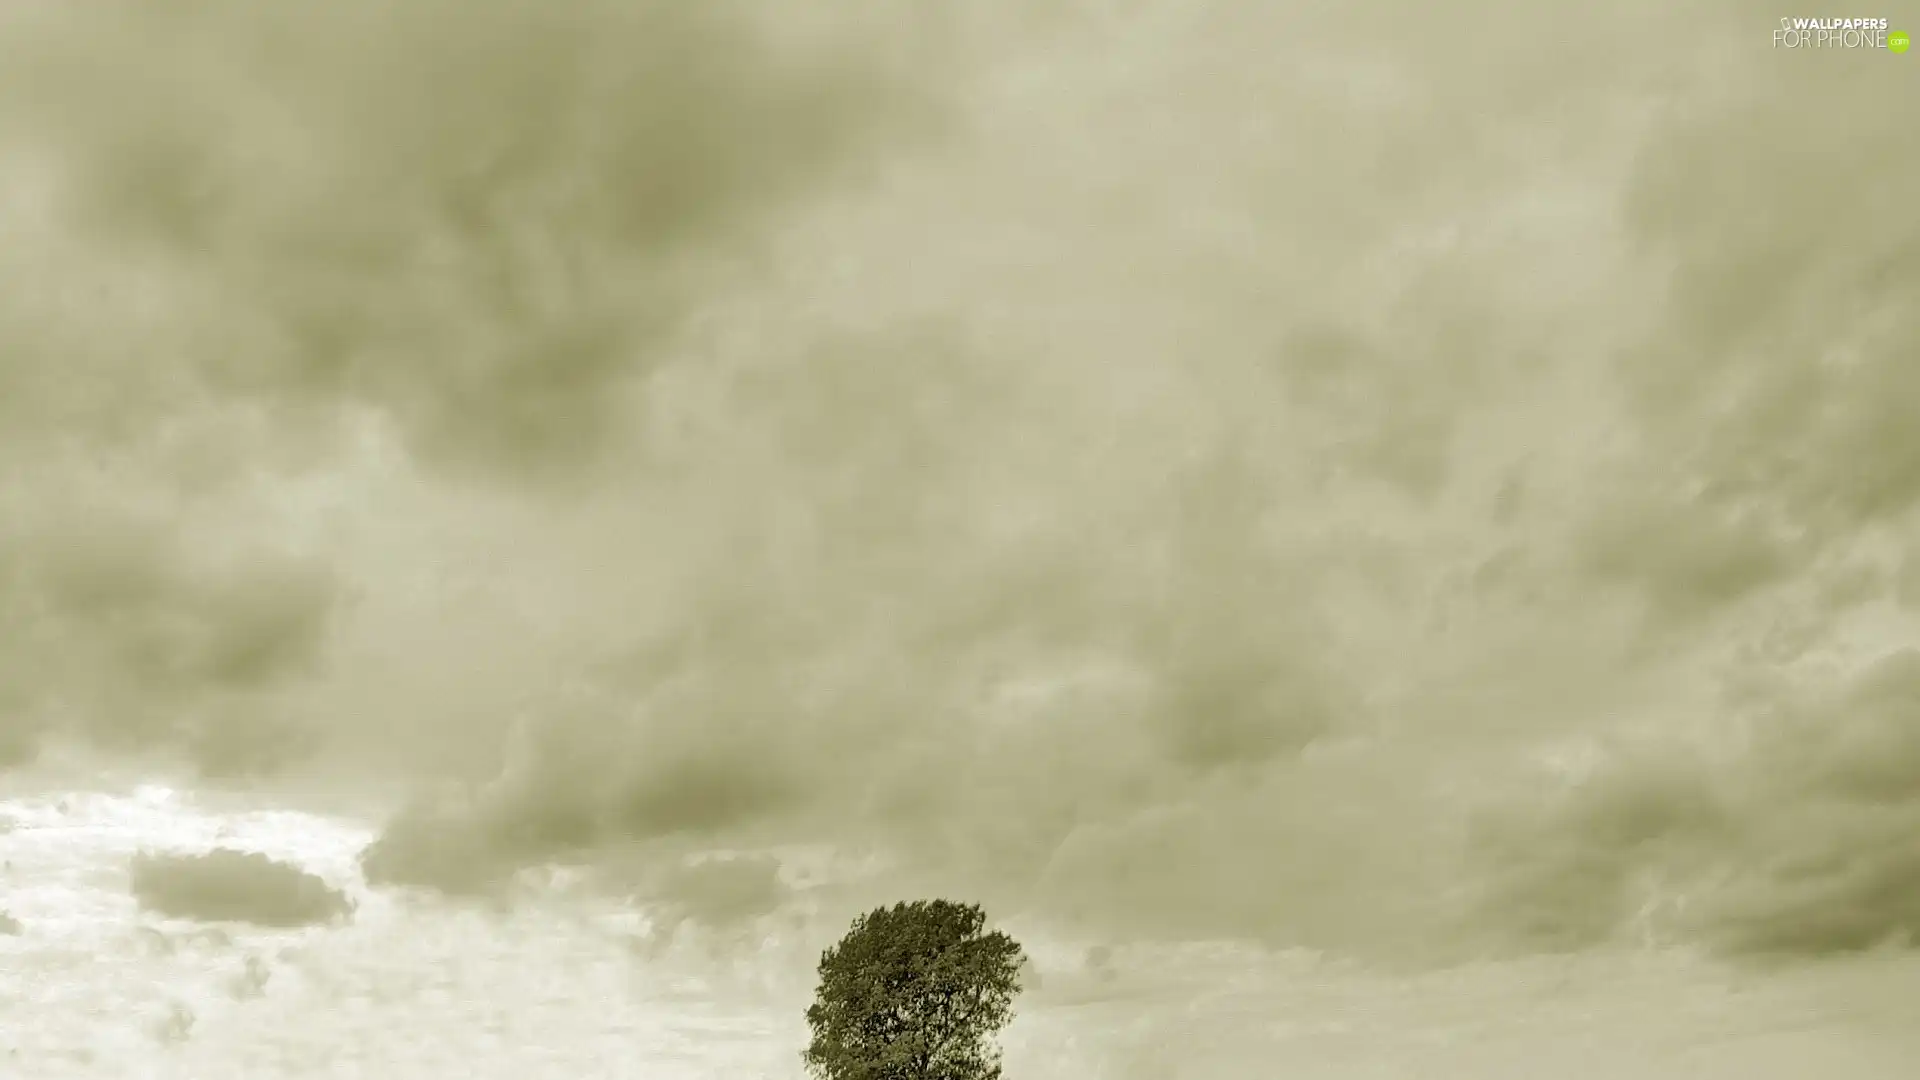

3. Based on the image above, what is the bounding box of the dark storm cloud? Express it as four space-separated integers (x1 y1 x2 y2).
10 0 1920 972
130 848 354 928
0 0 940 478
1464 744 1735 953
0 0 943 774
350 380 1371 906
1600 57 1917 579
337 1 1764 954
641 853 789 939
1466 39 1920 959
0 502 339 776
1466 649 1920 959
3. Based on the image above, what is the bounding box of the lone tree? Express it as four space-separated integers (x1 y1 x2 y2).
804 899 1026 1080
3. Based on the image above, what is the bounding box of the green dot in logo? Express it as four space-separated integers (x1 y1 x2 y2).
1891 30 1912 53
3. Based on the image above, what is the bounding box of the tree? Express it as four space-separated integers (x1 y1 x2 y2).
804 899 1026 1080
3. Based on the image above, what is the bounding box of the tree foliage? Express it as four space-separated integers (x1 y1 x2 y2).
804 899 1026 1080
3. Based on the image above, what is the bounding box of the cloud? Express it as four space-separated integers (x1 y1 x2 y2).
0 498 339 777
1463 742 1733 953
1699 652 1920 957
350 409 1379 913
0 0 941 775
0 0 941 479
1595 54 1917 602
1467 649 1920 960
345 2 1919 966
649 854 787 925
7 0 1919 972
129 848 355 928
623 853 792 956
1446 26 1920 962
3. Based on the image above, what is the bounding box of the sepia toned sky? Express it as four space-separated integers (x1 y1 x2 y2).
1 1 1917 1066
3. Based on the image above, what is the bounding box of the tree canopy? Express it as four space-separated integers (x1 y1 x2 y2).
804 899 1026 1080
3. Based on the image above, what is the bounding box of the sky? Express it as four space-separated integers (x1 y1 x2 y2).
1 1 1918 1075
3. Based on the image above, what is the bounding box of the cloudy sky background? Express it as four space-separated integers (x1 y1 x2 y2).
1 1 1917 1075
